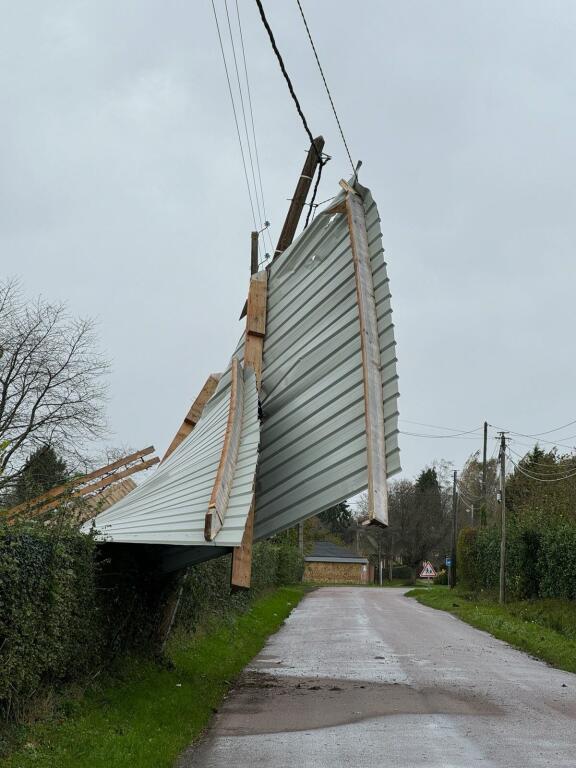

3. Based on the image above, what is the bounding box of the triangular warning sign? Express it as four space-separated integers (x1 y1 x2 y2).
419 561 437 578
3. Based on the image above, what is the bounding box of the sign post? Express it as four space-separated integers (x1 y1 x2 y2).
419 561 437 586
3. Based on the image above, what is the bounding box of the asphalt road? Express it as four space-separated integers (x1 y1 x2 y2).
178 587 576 768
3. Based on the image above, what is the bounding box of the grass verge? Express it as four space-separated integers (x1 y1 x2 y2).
407 586 576 674
1 585 306 768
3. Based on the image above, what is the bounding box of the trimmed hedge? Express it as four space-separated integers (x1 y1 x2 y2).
0 521 303 723
458 513 576 601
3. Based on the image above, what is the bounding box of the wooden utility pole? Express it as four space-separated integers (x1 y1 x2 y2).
250 231 259 275
499 432 507 604
449 470 458 588
274 136 325 258
298 522 304 554
482 421 488 526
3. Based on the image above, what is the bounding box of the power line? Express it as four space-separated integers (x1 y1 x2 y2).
235 0 275 256
400 419 482 434
253 0 322 163
508 453 576 483
210 0 258 232
223 0 265 259
295 0 355 175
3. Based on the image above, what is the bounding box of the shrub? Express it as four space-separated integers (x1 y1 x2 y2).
457 528 478 589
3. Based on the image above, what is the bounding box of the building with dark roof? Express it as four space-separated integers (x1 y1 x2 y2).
304 541 370 584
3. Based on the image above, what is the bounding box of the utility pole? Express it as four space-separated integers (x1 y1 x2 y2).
274 136 325 259
298 522 304 555
481 421 488 526
499 432 507 604
449 470 458 588
250 231 259 275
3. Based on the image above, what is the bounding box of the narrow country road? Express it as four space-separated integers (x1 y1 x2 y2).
178 587 576 768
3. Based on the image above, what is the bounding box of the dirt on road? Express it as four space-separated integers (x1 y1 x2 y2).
178 587 576 767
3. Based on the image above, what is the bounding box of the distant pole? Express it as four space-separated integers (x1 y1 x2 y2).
388 532 394 581
471 504 475 527
274 136 325 259
449 470 458 588
482 421 488 526
250 231 259 275
298 522 304 554
499 433 507 604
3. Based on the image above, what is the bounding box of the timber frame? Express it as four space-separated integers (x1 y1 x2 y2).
345 184 388 526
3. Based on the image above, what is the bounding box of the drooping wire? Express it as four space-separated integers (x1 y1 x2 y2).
235 0 275 256
304 161 323 227
210 0 259 232
508 453 576 483
253 0 322 163
295 0 355 175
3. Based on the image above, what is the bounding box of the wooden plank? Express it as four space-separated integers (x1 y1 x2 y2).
230 500 255 590
5 446 156 518
231 269 268 588
162 373 221 462
7 457 160 522
246 272 267 337
205 357 244 541
345 189 389 526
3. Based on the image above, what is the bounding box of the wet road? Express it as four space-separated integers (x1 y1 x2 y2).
178 587 576 767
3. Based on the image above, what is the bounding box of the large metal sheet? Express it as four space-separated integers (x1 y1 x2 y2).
253 185 400 539
82 364 259 547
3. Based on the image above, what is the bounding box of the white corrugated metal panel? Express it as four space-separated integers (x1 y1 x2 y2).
253 185 400 540
82 364 259 548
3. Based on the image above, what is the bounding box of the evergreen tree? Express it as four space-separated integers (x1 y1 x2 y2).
9 445 68 505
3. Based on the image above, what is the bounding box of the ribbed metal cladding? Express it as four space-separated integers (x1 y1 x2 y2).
82 365 259 547
253 185 400 540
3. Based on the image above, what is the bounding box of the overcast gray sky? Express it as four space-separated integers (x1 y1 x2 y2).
2 0 575 480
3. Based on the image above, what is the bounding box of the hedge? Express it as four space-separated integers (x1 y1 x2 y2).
457 513 576 601
0 521 303 723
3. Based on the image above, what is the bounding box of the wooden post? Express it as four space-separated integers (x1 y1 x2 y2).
231 270 268 589
274 136 325 258
251 231 259 275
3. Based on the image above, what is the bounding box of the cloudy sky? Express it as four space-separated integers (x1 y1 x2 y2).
2 0 575 480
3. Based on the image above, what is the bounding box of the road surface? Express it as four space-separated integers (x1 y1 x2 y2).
178 587 576 767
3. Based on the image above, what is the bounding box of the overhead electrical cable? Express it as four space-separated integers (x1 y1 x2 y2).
235 0 275 256
295 0 355 175
253 0 327 229
210 0 259 232
508 454 576 483
400 419 482 434
224 0 265 258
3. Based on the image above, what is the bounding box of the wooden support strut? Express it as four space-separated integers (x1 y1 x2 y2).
231 270 268 589
205 357 245 541
4 446 157 520
162 374 221 462
345 185 389 526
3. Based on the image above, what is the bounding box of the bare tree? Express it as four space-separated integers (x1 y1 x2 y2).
0 279 109 494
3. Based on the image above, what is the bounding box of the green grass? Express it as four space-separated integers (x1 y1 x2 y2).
407 586 576 674
1 586 306 768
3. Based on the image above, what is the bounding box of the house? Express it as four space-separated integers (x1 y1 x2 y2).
303 541 370 585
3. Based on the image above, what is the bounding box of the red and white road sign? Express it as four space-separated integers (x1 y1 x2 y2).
419 561 437 579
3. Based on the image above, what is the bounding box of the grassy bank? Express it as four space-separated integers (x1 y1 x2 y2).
1 586 306 768
407 586 576 674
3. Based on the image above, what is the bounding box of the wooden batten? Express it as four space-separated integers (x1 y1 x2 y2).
5 446 157 521
162 373 221 462
205 357 244 541
345 189 389 526
231 270 268 588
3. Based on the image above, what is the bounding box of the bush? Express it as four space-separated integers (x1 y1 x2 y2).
434 569 448 585
457 513 576 601
0 523 303 724
391 564 413 581
0 521 101 721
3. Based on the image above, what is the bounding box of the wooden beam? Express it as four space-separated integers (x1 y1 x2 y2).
250 230 259 275
7 457 160 522
231 269 268 588
274 136 325 259
205 357 244 541
162 373 221 462
345 188 389 526
5 446 156 519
